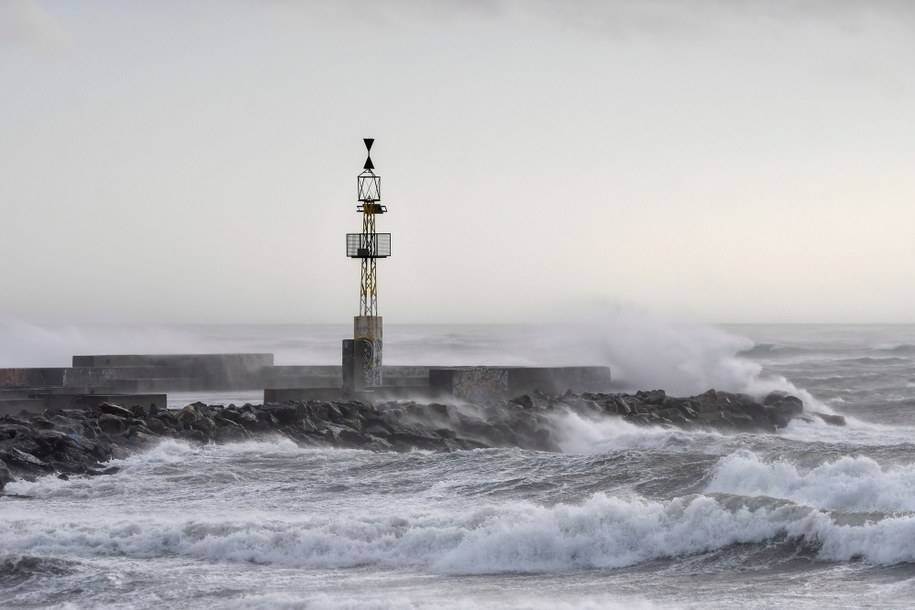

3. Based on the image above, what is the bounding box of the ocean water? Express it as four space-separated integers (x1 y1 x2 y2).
2 320 915 609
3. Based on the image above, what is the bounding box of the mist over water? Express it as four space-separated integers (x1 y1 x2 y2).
2 308 812 402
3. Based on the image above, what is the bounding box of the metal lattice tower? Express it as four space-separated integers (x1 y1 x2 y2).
343 139 390 390
347 138 390 314
359 206 378 316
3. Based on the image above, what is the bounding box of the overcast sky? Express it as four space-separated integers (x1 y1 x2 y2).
2 0 913 325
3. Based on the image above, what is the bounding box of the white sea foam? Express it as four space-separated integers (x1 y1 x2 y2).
550 410 720 454
3 491 915 573
706 452 915 512
2 439 373 503
223 593 662 610
107 437 367 470
222 593 414 610
777 416 915 447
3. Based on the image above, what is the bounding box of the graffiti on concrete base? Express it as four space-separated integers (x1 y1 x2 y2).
362 339 383 387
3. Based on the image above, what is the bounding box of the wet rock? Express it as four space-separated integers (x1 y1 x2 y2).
510 394 534 409
218 408 241 423
763 391 789 405
363 417 391 437
269 404 302 425
99 402 132 418
128 430 161 447
768 395 804 428
237 411 260 429
0 424 30 441
97 414 126 434
66 432 95 452
146 418 168 435
214 415 248 438
728 411 759 431
337 428 369 447
181 428 207 443
157 411 180 430
0 386 810 490
129 404 151 418
177 405 201 427
531 427 559 452
0 460 13 491
680 405 698 419
814 412 846 426
363 434 393 451
636 389 667 405
612 396 635 415
191 416 216 436
691 390 720 413
261 413 280 429
5 447 47 468
32 417 56 430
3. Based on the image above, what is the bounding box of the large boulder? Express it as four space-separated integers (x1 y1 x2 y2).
691 389 721 413
97 413 126 434
636 389 667 405
814 412 846 426
767 395 804 427
98 402 131 418
0 460 13 491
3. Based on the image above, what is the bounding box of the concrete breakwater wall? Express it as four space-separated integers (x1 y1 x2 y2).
429 367 613 401
0 353 613 415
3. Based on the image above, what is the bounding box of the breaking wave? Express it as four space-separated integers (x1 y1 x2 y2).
873 343 915 355
4 491 915 573
835 357 911 366
738 343 809 357
706 451 915 513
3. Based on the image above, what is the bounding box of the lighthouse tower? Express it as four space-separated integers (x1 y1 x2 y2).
343 139 391 391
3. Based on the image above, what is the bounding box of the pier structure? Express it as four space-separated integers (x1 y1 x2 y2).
343 139 391 392
0 352 612 416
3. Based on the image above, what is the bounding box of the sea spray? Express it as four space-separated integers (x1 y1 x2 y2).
478 307 834 411
706 451 915 512
0 314 826 411
548 409 719 454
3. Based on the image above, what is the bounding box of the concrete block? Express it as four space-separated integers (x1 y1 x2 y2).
0 399 47 416
0 368 67 387
264 388 343 402
429 366 612 400
66 394 168 411
264 385 434 403
71 354 275 390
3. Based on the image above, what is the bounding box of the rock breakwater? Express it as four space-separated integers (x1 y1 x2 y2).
0 389 839 492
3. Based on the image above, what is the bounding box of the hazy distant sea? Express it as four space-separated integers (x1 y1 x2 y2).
2 321 915 609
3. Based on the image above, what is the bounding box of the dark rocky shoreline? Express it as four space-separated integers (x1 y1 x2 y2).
0 388 843 492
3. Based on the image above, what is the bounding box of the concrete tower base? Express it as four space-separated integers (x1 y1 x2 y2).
343 316 383 391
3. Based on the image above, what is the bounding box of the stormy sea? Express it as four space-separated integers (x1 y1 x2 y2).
2 320 915 609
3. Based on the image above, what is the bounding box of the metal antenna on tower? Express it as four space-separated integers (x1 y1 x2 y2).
343 139 391 391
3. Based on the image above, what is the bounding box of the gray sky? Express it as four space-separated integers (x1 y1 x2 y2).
2 0 913 324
